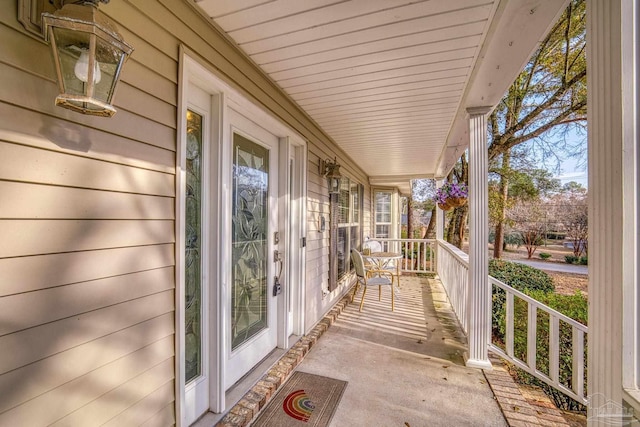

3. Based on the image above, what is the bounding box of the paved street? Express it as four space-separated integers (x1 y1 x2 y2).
510 259 588 275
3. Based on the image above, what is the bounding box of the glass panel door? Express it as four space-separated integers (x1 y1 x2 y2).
231 133 269 349
225 108 279 390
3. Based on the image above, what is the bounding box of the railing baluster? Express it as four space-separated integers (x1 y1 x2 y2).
401 241 406 271
527 302 537 370
550 316 560 383
431 241 436 272
410 243 415 272
506 291 514 357
422 242 427 271
572 327 585 399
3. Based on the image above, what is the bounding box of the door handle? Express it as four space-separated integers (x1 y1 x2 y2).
273 250 283 296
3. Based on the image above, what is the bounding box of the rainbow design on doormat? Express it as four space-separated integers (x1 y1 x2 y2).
283 389 315 422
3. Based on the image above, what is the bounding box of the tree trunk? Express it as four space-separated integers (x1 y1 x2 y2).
407 197 413 239
424 205 436 238
493 150 511 259
446 205 468 249
447 153 469 248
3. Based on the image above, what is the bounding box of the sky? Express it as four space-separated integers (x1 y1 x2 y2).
549 128 588 188
554 156 588 187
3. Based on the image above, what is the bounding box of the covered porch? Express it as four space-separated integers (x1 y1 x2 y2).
2 0 636 425
212 259 578 426
190 0 635 424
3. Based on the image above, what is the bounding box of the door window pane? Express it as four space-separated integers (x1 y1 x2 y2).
231 133 269 350
185 110 203 383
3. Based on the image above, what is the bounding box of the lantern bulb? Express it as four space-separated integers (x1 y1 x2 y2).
74 50 102 84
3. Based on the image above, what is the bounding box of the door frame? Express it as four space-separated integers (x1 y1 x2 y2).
176 49 307 425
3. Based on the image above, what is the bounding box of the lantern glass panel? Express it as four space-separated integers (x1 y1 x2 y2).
94 36 126 103
50 27 125 114
50 27 88 97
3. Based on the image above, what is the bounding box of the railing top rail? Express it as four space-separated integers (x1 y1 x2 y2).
375 238 436 243
436 239 469 266
490 276 588 332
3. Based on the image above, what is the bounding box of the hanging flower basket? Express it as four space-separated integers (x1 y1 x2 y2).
448 196 467 208
434 182 468 210
438 200 453 211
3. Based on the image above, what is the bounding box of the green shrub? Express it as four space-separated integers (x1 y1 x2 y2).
504 233 523 248
492 288 588 412
565 255 579 264
489 232 522 250
539 252 552 260
579 256 588 265
489 260 555 293
490 260 554 352
545 232 566 240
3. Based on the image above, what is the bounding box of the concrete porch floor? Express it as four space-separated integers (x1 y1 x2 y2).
215 274 577 426
295 275 507 426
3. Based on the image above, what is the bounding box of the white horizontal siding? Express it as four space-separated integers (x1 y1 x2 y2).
0 1 179 424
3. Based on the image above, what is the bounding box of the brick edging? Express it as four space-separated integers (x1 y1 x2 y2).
216 291 354 426
484 354 571 427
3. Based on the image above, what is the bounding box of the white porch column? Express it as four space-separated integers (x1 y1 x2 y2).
587 0 639 424
466 107 492 370
435 179 444 241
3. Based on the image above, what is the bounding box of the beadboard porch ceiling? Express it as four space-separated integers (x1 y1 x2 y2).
193 0 568 195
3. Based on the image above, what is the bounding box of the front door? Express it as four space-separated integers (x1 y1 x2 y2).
226 108 280 389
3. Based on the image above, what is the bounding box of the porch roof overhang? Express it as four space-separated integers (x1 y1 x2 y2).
194 0 568 195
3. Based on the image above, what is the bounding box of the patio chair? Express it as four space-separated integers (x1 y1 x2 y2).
351 249 394 312
362 239 382 254
362 239 401 287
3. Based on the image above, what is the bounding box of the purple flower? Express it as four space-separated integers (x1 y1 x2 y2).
434 182 467 204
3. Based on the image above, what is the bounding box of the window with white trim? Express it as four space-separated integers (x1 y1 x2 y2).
337 178 362 278
374 190 392 238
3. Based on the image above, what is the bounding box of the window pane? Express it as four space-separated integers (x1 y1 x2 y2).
350 225 359 270
185 109 202 383
351 183 360 223
337 227 348 277
337 178 350 224
375 192 391 223
376 225 390 238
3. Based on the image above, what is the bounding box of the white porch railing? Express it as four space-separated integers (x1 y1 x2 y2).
375 238 436 274
436 240 469 334
489 277 588 405
433 239 588 406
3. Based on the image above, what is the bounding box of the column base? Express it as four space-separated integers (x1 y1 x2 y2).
464 352 493 370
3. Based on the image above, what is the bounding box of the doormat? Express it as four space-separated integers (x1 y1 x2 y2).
252 371 347 426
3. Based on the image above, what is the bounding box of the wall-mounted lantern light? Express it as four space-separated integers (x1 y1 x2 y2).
42 0 134 117
319 157 342 195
